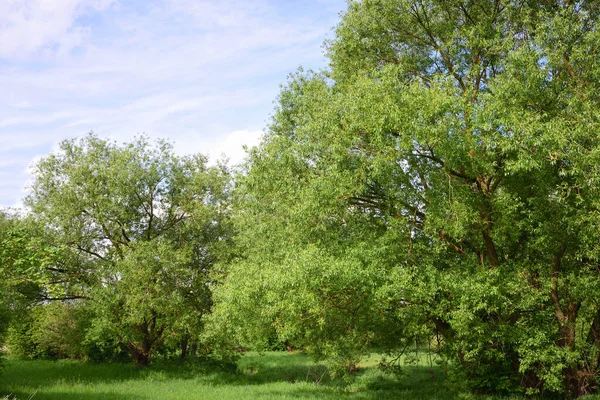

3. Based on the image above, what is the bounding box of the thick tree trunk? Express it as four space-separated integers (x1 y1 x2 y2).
563 367 583 398
179 336 189 362
285 341 294 353
554 305 594 397
128 342 151 366
133 351 150 366
559 324 580 398
127 314 166 366
560 308 600 397
520 368 544 393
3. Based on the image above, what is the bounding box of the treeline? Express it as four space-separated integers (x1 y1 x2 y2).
3 0 600 398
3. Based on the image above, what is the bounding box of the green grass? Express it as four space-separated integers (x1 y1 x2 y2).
0 352 554 400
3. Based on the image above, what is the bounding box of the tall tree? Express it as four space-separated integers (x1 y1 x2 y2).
209 0 600 396
27 134 231 365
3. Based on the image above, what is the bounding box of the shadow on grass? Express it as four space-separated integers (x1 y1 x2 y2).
233 352 332 385
0 353 455 400
0 355 321 392
3 390 144 400
229 353 455 399
0 359 143 388
250 364 456 400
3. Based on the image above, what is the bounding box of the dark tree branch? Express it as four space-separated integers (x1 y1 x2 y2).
550 243 567 323
414 149 475 181
74 244 108 262
39 294 90 301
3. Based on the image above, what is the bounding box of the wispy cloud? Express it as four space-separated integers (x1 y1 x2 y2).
0 0 347 208
0 0 116 59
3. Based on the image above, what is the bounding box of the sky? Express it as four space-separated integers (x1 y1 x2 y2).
0 0 347 208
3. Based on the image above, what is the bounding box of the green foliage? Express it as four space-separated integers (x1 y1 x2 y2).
0 211 61 370
208 0 600 397
25 134 232 365
6 311 36 360
0 300 8 370
0 211 82 304
6 303 92 361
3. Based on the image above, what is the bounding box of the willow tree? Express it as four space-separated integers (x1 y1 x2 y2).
27 134 231 365
208 0 600 396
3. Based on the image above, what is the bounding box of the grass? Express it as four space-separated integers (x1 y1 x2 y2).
0 351 575 400
0 352 456 400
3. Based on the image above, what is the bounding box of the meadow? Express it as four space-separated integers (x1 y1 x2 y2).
0 351 464 400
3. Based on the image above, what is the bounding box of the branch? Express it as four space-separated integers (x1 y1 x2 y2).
459 3 476 25
414 149 475 181
44 266 70 273
550 243 567 323
39 294 90 301
74 244 109 262
489 176 503 194
408 2 466 91
480 204 500 267
349 194 426 222
147 184 155 240
563 53 576 78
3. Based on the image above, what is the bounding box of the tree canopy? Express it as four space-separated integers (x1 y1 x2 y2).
207 0 600 396
25 134 231 365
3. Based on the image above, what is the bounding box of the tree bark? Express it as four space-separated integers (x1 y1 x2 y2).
127 316 166 366
179 336 189 362
128 340 151 366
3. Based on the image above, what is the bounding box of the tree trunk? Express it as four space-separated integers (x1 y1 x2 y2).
556 310 592 397
547 244 593 396
563 367 582 399
127 315 165 366
128 342 151 366
285 341 293 353
179 336 189 362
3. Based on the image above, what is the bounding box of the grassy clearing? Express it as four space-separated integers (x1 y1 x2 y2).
0 351 569 400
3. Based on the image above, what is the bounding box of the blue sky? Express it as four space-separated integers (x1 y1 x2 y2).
0 0 347 208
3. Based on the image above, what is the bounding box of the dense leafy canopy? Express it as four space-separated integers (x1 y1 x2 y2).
208 0 600 396
23 134 231 365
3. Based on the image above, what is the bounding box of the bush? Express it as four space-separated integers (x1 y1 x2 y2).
0 299 10 370
7 302 98 360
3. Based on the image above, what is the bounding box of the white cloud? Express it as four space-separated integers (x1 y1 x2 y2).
166 129 262 166
168 0 270 29
0 0 116 59
206 129 263 166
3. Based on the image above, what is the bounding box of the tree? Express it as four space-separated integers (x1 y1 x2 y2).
208 0 600 396
0 211 65 365
26 134 231 365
